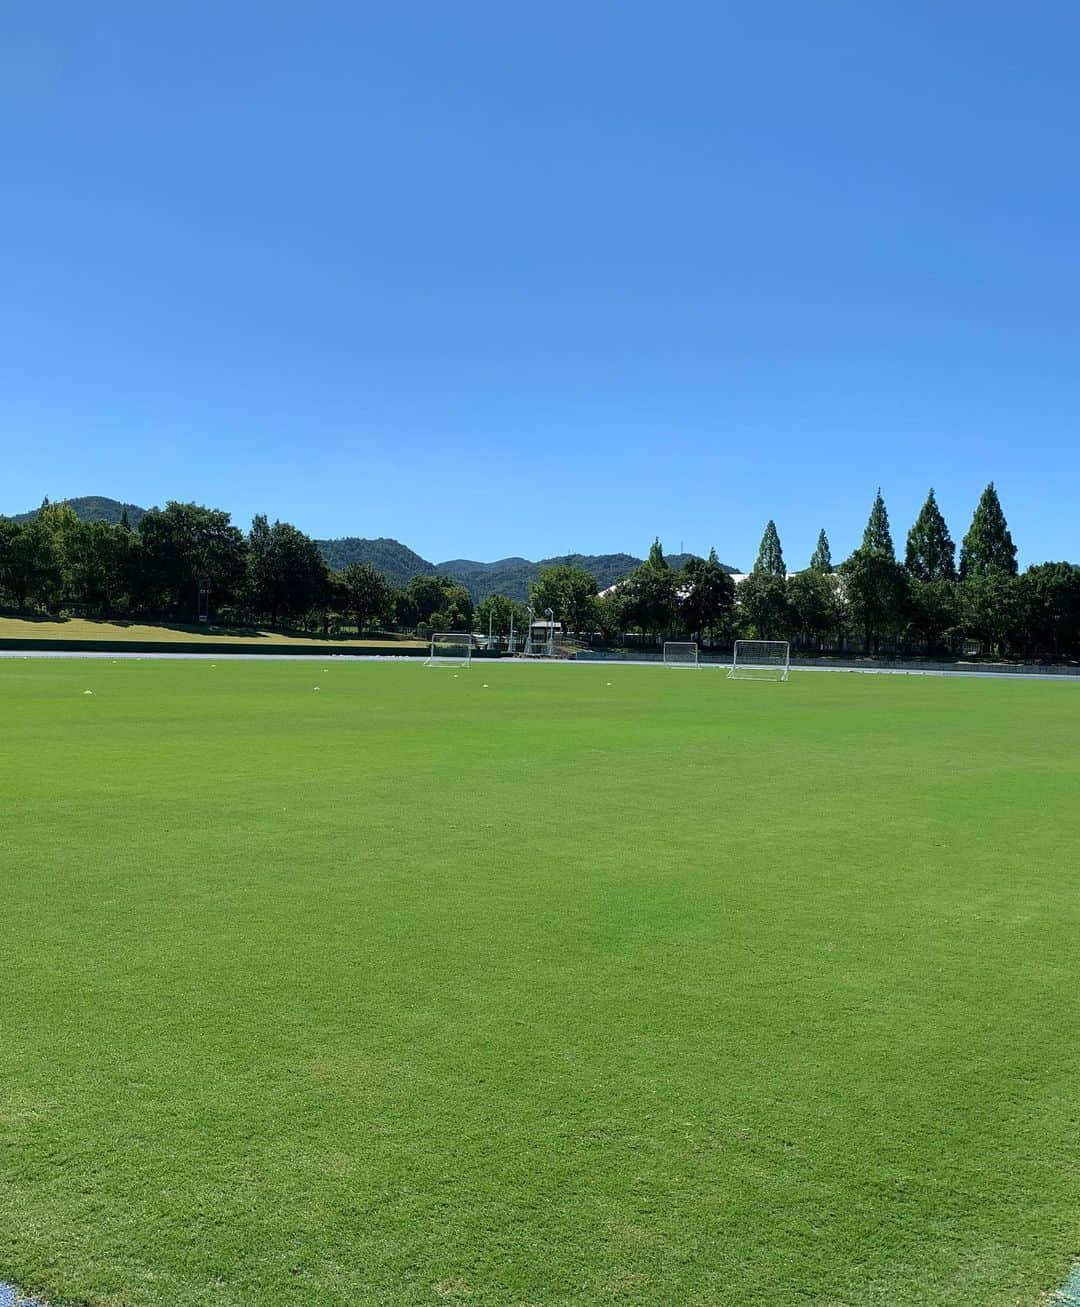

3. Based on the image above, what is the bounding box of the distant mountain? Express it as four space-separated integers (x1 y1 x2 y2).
436 553 636 603
309 544 736 601
11 495 148 527
436 551 735 603
314 537 437 586
659 553 707 573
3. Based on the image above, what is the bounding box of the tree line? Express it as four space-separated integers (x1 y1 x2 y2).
732 485 1080 659
465 484 1079 660
1 485 1078 659
0 501 477 635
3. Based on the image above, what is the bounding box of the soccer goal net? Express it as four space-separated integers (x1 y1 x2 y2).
425 632 476 667
663 641 699 668
728 640 790 681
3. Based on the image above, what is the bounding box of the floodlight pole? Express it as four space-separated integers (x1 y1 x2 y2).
545 607 554 656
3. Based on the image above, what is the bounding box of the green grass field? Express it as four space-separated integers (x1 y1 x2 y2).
2 661 1079 1306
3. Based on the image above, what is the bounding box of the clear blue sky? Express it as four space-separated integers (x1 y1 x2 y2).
3 2 1078 568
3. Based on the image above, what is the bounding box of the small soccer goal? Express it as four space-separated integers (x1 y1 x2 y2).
663 641 699 668
425 632 477 667
728 639 790 682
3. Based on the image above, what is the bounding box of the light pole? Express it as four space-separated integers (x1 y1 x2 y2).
197 574 211 624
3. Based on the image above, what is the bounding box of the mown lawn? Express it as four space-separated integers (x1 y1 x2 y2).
1 660 1078 1306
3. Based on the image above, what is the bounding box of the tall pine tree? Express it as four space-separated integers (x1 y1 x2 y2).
646 537 669 571
905 488 955 581
752 520 785 577
959 483 1017 578
809 529 832 573
861 489 895 558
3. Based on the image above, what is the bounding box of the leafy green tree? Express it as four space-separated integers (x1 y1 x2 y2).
138 502 247 620
245 515 329 626
752 521 785 577
786 569 836 649
338 561 395 634
475 593 529 639
840 547 909 654
0 519 29 608
14 506 73 612
1022 562 1080 658
402 574 473 630
822 570 849 644
595 589 627 641
34 502 85 610
905 489 955 581
959 569 1027 655
68 519 138 615
736 572 789 640
679 548 735 641
102 521 140 614
618 564 679 641
646 537 669 571
245 514 274 617
959 483 1017 579
861 489 895 558
20 523 61 610
809 529 833 573
907 578 961 653
530 564 600 635
837 490 907 653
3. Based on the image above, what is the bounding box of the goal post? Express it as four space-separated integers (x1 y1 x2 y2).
425 632 476 667
663 641 699 668
728 639 790 682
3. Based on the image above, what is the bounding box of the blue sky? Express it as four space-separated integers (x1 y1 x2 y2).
3 2 1078 568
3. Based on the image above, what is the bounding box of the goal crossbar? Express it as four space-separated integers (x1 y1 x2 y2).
663 641 700 668
728 639 790 682
424 632 477 667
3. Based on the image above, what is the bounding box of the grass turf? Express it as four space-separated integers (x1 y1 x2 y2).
1 660 1078 1306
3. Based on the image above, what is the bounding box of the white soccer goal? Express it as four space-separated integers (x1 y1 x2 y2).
728 639 790 681
425 632 476 667
663 641 699 668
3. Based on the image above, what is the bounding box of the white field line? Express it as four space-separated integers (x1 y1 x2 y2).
1 649 1078 681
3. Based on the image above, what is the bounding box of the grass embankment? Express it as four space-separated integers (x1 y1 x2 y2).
1 663 1079 1306
0 615 422 647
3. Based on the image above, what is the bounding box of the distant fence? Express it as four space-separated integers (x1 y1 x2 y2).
2 634 1076 675
575 646 1080 676
790 655 1080 678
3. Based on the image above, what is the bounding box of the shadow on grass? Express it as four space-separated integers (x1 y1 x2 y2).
0 611 71 625
0 609 417 645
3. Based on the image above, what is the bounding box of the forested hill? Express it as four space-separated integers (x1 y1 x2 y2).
13 496 148 527
437 553 637 601
313 537 436 587
435 552 726 602
308 543 732 600
6 496 738 600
